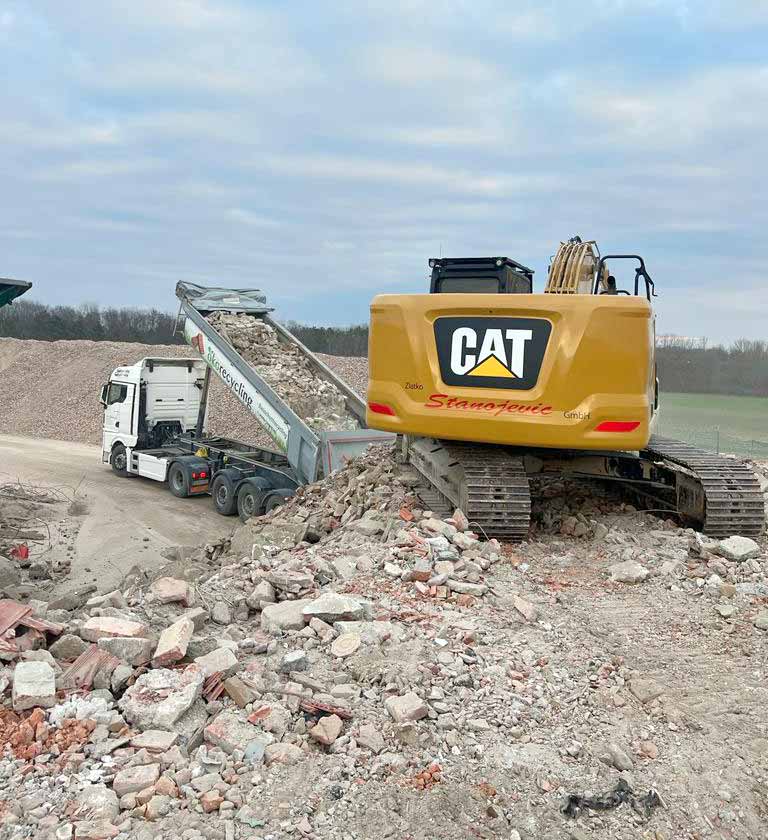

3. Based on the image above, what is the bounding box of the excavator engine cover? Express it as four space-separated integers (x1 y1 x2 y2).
366 293 656 451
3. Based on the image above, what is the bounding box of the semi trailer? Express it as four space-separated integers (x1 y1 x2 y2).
100 283 391 519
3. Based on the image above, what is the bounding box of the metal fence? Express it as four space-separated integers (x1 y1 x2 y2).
654 422 768 459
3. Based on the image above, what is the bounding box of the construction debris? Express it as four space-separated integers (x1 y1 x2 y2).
0 444 766 840
207 312 361 432
561 778 664 819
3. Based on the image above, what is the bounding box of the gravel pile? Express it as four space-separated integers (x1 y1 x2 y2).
317 353 368 400
0 338 368 448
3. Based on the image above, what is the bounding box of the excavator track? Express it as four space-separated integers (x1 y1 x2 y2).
644 435 765 538
448 443 532 540
406 437 531 540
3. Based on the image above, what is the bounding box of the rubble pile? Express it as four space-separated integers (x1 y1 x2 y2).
0 482 83 598
1 445 768 840
207 313 361 433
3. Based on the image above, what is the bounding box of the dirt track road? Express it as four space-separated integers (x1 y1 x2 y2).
0 434 233 594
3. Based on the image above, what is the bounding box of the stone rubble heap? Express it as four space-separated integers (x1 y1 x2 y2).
1 445 768 840
207 313 360 434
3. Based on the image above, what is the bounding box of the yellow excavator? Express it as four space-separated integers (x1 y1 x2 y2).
366 238 763 540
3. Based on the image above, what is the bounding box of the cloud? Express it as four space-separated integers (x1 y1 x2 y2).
0 0 766 343
31 158 164 182
365 44 497 86
227 209 280 228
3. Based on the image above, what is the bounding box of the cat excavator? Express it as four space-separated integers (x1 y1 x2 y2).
366 238 764 540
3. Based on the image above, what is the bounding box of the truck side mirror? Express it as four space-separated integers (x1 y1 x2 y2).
99 384 108 406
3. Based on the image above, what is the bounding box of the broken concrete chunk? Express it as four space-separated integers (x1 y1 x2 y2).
385 691 429 724
309 617 335 641
264 742 304 765
73 820 119 839
452 531 479 551
715 535 761 562
451 509 469 531
204 710 274 755
353 518 384 537
129 730 179 752
120 665 204 730
182 606 209 631
211 601 231 624
422 518 458 538
193 646 238 677
629 677 664 704
112 763 160 797
511 594 538 623
261 598 313 633
357 722 385 754
74 784 119 822
602 742 634 771
609 560 649 584
302 592 370 623
280 650 308 672
333 620 402 645
151 618 194 668
309 713 343 746
447 580 487 597
150 576 192 605
97 636 154 667
49 634 90 662
12 660 56 711
246 580 277 610
80 617 149 643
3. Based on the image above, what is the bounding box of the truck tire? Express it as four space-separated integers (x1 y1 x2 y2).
264 488 294 513
168 463 190 498
237 479 268 522
111 443 130 477
211 473 238 516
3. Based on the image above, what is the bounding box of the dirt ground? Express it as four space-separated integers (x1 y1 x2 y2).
0 434 233 597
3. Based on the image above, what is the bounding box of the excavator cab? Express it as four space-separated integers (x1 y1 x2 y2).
429 257 533 294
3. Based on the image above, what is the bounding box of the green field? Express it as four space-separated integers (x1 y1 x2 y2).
657 392 768 457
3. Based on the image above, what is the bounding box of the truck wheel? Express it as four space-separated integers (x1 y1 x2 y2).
237 480 267 522
211 473 238 516
111 443 129 477
264 489 294 513
168 463 190 498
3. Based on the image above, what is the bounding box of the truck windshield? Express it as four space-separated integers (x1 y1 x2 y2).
106 383 128 405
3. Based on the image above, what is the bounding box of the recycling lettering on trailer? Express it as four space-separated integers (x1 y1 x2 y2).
184 319 290 451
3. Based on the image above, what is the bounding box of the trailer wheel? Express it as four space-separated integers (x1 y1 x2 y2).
211 473 238 516
111 443 129 477
264 489 294 514
237 480 267 522
168 463 190 498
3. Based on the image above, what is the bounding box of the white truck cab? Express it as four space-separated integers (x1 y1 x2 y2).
99 355 299 518
100 357 208 474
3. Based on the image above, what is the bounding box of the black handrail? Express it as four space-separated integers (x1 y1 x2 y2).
593 255 656 300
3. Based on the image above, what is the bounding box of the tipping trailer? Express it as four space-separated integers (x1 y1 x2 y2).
100 283 391 519
0 278 32 309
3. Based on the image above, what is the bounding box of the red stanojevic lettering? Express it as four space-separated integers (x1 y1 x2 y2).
425 394 552 416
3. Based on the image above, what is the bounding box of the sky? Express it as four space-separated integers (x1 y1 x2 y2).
2 0 767 343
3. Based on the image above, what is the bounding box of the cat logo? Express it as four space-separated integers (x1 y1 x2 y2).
434 317 551 390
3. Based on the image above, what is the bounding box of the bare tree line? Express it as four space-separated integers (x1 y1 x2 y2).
0 300 183 345
2 300 767 396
